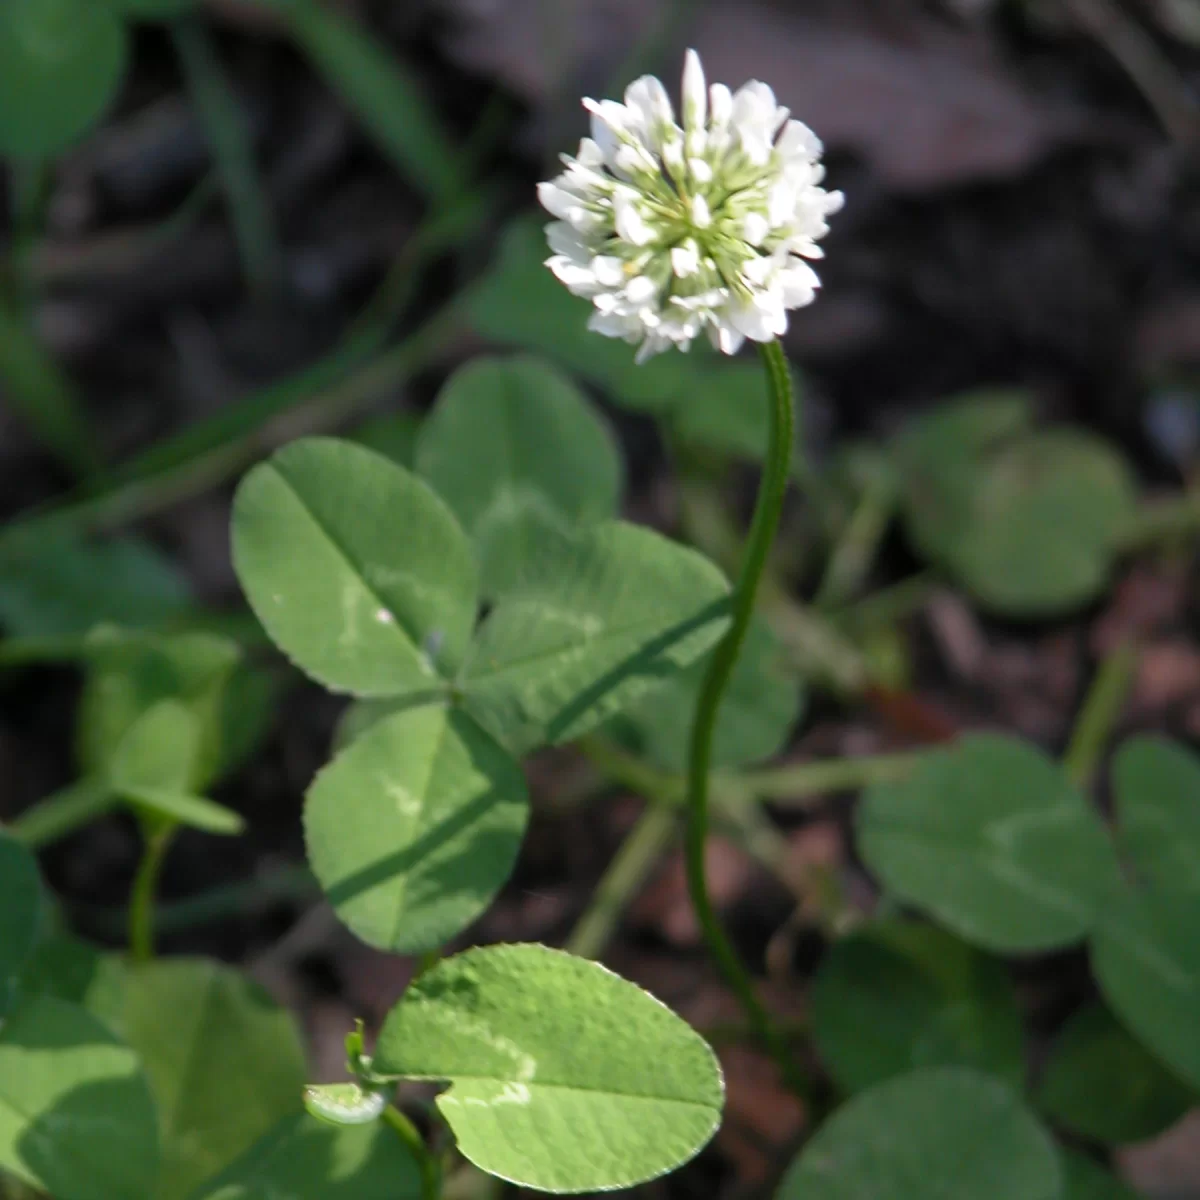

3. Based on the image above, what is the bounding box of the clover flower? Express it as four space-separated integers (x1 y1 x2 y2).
538 49 843 362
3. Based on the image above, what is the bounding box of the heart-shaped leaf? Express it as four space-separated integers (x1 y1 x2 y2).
1112 735 1200 894
416 356 622 596
190 1113 423 1199
0 833 43 1015
858 733 1122 952
233 437 477 697
895 397 1136 615
776 1067 1061 1200
77 628 242 789
0 0 128 158
108 700 244 835
896 390 1032 565
1092 885 1200 1092
462 521 729 753
811 920 1023 1095
123 959 307 1200
1037 1001 1194 1143
374 944 724 1193
305 706 529 953
18 935 127 1037
950 431 1136 616
0 995 160 1200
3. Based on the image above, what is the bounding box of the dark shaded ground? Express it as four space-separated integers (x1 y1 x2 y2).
4 0 1200 1194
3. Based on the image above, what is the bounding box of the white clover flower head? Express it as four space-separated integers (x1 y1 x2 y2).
538 49 843 362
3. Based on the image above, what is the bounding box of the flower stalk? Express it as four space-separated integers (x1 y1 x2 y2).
685 339 810 1098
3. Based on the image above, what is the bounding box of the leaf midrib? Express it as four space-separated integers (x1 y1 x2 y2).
270 460 445 680
407 1073 721 1110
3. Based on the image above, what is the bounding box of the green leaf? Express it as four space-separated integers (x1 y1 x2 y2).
1037 1001 1194 1143
18 936 127 1037
896 390 1032 565
123 958 307 1200
77 628 242 787
776 1067 1062 1200
0 995 160 1200
415 356 622 597
108 700 245 835
1092 884 1200 1092
895 398 1136 615
0 0 128 158
190 1112 423 1199
374 943 724 1193
1112 735 1200 893
858 733 1122 952
348 411 423 470
305 706 529 953
0 298 100 476
0 833 43 1015
0 534 191 639
613 617 800 772
948 431 1137 616
232 437 477 697
280 0 461 203
462 521 729 753
302 1082 388 1126
810 920 1024 1095
1060 1151 1142 1200
467 219 702 412
106 0 195 16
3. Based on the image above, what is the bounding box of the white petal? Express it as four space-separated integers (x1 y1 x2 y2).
730 297 786 342
709 83 733 129
624 274 658 304
743 212 770 246
614 194 655 246
690 194 712 228
546 221 589 260
537 182 575 221
588 310 630 339
681 49 707 133
777 119 821 160
590 255 626 287
671 243 700 277
625 75 675 137
546 256 603 297
635 333 670 363
712 323 745 356
576 137 606 168
688 157 713 183
779 259 821 306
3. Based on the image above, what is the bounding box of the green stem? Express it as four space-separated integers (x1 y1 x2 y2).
813 466 895 611
382 1105 441 1200
684 339 810 1099
172 17 281 296
10 777 117 849
566 802 679 960
128 824 176 964
736 750 923 807
1063 641 1139 791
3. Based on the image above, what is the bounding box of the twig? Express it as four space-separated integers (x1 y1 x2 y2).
1062 0 1200 145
